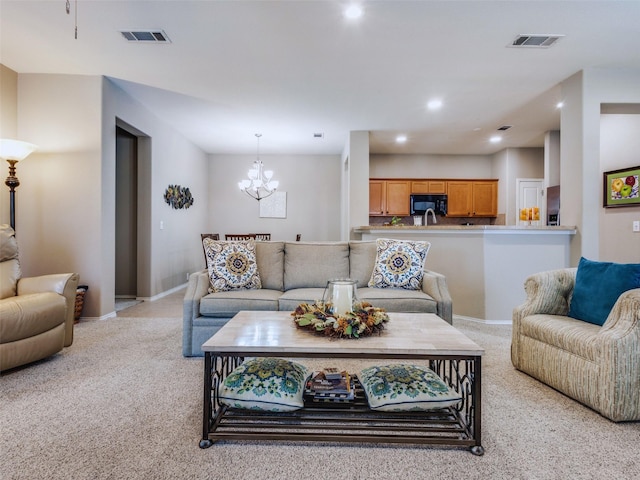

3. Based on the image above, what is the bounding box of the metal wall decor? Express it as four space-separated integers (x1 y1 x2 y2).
164 184 194 210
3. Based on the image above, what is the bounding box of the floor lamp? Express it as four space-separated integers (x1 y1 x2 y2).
0 139 38 231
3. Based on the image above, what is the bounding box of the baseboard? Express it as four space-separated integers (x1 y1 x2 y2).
80 311 117 322
453 314 512 325
136 282 187 302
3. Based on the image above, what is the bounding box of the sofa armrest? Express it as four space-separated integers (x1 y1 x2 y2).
513 268 576 322
183 270 210 322
511 268 576 369
422 269 452 324
597 288 640 421
17 273 80 347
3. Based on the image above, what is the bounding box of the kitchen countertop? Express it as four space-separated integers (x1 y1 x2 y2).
354 225 577 234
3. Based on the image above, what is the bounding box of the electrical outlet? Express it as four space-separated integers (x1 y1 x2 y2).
186 272 190 281
633 220 640 232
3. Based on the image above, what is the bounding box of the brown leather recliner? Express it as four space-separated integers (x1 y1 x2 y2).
0 224 79 371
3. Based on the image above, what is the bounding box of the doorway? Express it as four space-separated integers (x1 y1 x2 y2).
516 178 545 225
115 126 138 300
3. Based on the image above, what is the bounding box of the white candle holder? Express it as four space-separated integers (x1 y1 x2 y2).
323 279 359 315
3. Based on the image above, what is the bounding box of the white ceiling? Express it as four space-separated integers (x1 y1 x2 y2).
1 1 639 156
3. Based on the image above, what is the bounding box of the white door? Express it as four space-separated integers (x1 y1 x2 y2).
516 178 544 225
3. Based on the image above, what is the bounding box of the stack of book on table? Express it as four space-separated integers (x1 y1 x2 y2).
305 368 355 403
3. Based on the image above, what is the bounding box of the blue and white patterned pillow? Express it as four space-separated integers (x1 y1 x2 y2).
358 363 462 412
203 238 262 292
218 358 309 412
368 238 430 290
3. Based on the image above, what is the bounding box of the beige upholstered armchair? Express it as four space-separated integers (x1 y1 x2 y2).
511 268 640 422
0 224 79 371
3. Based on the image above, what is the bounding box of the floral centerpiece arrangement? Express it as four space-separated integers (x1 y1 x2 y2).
292 301 389 339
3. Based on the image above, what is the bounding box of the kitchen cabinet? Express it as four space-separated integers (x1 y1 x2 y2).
369 180 410 216
446 180 497 217
410 181 446 194
369 180 385 215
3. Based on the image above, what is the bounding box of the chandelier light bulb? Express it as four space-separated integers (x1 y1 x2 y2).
238 133 278 201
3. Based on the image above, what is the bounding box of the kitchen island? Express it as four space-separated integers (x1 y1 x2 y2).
353 225 577 321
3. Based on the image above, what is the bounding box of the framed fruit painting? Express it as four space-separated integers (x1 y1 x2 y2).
603 166 640 208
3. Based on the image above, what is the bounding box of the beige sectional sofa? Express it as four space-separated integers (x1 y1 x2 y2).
0 224 79 371
183 241 452 356
511 268 640 422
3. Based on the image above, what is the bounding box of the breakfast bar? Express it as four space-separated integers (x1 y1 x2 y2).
353 225 577 321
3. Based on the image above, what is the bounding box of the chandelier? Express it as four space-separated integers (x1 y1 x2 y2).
238 134 279 201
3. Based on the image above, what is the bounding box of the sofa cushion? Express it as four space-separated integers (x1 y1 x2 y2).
283 242 349 290
358 363 462 412
255 241 285 291
349 241 377 288
218 358 309 412
199 289 281 317
520 313 602 362
357 287 437 313
278 288 327 312
203 239 262 293
368 239 431 290
568 257 640 326
0 292 67 343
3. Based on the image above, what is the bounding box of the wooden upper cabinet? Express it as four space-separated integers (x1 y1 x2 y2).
471 181 498 216
446 181 473 216
385 181 410 215
411 181 446 194
446 180 498 217
369 180 410 216
370 178 497 218
369 180 385 215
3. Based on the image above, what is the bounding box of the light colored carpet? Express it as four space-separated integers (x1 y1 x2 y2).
1 304 639 479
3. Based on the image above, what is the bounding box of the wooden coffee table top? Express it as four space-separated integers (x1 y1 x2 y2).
202 311 483 357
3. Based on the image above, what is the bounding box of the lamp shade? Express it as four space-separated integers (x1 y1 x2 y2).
0 139 38 161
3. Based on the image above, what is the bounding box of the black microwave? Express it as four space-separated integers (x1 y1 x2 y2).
410 194 447 216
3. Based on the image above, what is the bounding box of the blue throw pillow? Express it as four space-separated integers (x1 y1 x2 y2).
568 257 640 326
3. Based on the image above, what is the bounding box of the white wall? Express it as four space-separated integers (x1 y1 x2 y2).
544 130 561 188
13 73 209 318
347 131 370 239
103 79 210 310
561 67 640 264
600 113 640 263
17 74 104 318
209 153 341 241
369 154 492 179
0 65 18 225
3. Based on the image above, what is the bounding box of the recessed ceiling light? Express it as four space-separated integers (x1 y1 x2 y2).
556 102 564 109
344 4 363 19
489 135 502 143
427 99 443 111
396 135 407 143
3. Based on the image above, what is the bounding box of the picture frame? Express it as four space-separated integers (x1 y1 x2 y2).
259 191 287 218
603 166 640 208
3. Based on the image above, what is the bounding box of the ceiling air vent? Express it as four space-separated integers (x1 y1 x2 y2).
120 30 171 43
497 125 512 131
509 34 564 48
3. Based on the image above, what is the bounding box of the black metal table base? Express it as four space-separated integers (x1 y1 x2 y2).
201 353 483 455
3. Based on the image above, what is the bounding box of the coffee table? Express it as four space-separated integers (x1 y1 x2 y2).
200 311 485 455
